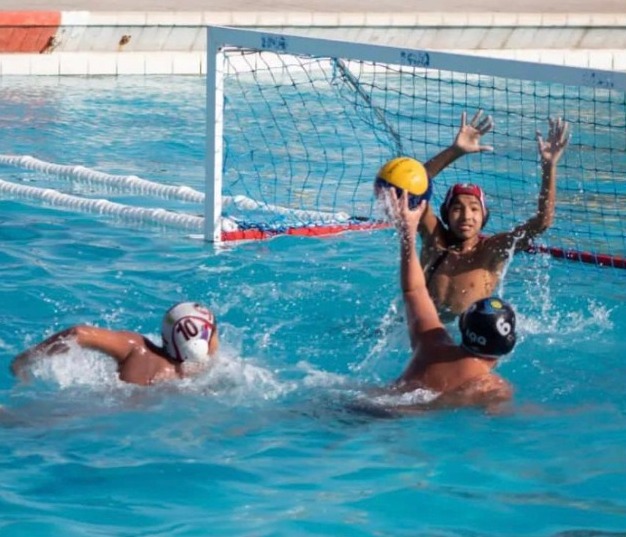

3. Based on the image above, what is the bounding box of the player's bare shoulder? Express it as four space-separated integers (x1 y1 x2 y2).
118 344 177 385
437 373 513 410
468 374 512 407
472 234 512 270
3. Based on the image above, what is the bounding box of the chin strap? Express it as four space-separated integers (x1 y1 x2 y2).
460 343 499 361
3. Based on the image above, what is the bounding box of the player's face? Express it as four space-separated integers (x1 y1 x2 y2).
447 195 484 239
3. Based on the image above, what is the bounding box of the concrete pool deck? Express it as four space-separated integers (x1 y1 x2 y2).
0 1 624 74
3 0 625 12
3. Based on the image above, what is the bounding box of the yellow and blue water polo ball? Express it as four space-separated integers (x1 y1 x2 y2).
374 157 432 209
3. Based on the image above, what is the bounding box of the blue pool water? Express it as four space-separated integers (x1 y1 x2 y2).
0 76 625 536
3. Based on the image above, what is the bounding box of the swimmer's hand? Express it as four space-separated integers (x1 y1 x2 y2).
11 349 42 382
389 189 427 239
537 117 570 166
11 356 35 382
454 110 494 154
11 330 74 381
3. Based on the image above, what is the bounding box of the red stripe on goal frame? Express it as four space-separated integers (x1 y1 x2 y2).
222 222 626 269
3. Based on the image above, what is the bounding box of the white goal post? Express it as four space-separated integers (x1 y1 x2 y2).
204 25 626 268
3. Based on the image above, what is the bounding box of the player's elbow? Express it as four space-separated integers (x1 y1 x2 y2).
528 214 553 236
402 288 426 303
65 325 98 346
69 325 88 340
540 207 555 228
535 220 551 235
539 215 553 233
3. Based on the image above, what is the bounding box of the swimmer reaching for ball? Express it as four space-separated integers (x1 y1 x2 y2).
386 190 517 411
377 112 570 320
11 302 219 386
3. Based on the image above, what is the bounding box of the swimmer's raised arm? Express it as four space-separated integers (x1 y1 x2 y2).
423 110 494 180
488 117 570 255
526 117 570 236
420 110 494 236
391 191 443 349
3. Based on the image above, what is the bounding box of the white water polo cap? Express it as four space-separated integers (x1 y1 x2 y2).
161 302 216 363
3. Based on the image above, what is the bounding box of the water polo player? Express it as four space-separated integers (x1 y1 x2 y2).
413 110 570 319
389 189 517 411
11 301 219 386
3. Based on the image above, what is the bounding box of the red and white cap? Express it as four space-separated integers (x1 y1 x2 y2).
161 302 215 363
442 183 487 217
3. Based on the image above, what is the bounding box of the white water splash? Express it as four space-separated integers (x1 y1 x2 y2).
367 387 440 407
297 360 349 388
350 296 405 376
27 342 121 389
521 298 613 338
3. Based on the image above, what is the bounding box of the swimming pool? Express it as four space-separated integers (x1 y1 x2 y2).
0 76 625 536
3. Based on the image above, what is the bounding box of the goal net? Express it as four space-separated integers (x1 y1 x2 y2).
205 26 626 268
1 27 624 270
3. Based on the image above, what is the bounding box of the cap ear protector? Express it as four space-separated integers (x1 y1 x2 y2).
439 183 489 229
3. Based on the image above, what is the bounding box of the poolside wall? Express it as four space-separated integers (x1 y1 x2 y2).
0 10 625 75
